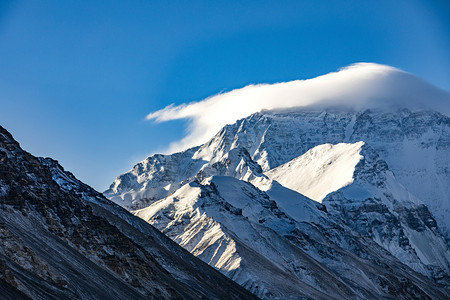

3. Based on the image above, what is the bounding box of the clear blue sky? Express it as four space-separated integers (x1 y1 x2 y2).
0 0 449 191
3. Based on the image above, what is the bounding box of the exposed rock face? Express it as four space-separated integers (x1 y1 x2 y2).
0 126 256 300
106 108 450 299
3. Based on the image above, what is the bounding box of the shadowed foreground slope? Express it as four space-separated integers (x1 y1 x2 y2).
0 125 256 300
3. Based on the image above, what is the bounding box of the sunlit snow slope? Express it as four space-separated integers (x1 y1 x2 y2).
265 142 365 201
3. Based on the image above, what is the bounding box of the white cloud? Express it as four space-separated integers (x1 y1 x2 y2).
147 63 450 153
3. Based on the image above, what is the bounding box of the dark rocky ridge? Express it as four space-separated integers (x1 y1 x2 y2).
0 125 256 299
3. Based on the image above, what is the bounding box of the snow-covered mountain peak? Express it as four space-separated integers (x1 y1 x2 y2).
107 108 450 240
106 70 450 298
147 63 450 153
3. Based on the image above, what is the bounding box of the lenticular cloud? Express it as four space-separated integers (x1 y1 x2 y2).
147 63 450 153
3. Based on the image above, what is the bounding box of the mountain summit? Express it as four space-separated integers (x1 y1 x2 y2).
107 65 450 299
147 63 450 152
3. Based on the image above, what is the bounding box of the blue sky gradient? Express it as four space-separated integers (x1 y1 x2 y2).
0 0 449 190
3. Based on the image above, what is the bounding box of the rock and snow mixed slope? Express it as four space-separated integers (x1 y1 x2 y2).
321 144 449 283
106 64 450 299
132 175 446 299
0 125 255 299
264 141 450 281
267 141 450 281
